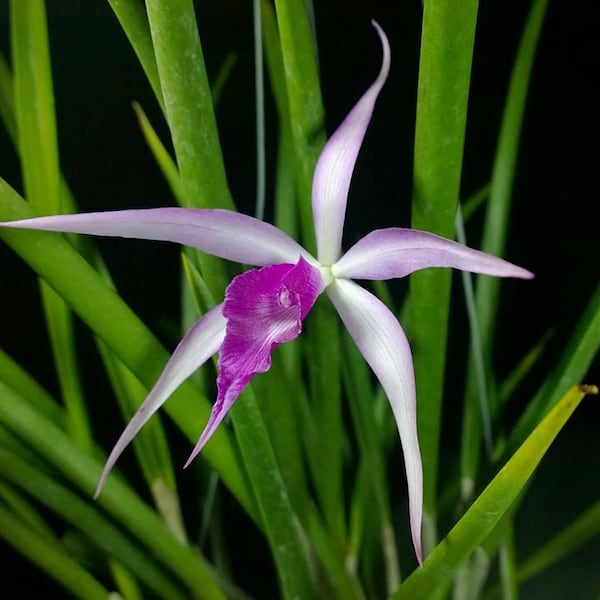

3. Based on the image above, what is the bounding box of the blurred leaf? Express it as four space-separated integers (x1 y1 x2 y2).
109 559 144 600
498 330 553 408
0 447 190 600
0 503 110 600
0 381 228 599
0 346 63 426
461 183 490 221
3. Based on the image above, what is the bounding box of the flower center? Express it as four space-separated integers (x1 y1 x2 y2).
319 263 334 287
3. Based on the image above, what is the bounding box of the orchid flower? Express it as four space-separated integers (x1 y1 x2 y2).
0 22 532 564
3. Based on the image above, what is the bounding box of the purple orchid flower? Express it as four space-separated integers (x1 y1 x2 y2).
0 22 532 564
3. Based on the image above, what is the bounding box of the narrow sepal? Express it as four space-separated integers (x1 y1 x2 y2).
312 21 390 265
333 228 534 281
1 208 314 267
327 278 423 564
95 304 226 495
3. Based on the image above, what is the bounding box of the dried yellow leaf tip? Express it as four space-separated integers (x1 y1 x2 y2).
578 384 599 395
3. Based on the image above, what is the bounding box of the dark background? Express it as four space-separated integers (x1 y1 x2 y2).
0 1 598 598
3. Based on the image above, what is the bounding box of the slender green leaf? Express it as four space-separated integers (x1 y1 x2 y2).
0 480 56 540
211 53 237 108
461 183 490 221
97 343 186 542
132 102 184 203
263 0 299 243
11 0 92 452
109 559 144 600
273 0 325 251
145 0 233 299
145 0 232 210
0 504 110 600
498 524 518 600
305 505 363 600
0 55 16 140
0 381 228 599
231 388 318 600
304 300 345 543
389 385 597 599
498 330 553 408
0 447 189 600
0 345 63 426
461 0 550 497
409 0 480 551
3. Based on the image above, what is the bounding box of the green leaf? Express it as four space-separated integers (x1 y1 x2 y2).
0 345 63 426
460 0 550 496
0 447 189 600
262 1 298 239
10 0 92 452
132 102 184 204
230 388 318 600
0 480 56 540
145 0 232 211
0 381 227 599
409 0 480 550
0 503 110 600
273 0 325 252
388 385 597 599
144 0 234 298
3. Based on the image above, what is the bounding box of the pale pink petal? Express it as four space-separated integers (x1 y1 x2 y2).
1 208 315 267
333 228 534 281
95 304 226 496
185 257 323 466
312 21 390 265
327 278 423 564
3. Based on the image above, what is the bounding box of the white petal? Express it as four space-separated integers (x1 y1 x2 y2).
333 228 534 280
1 208 315 267
327 279 423 563
312 21 390 265
95 304 226 496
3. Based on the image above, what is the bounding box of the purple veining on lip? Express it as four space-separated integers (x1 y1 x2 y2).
184 257 322 466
